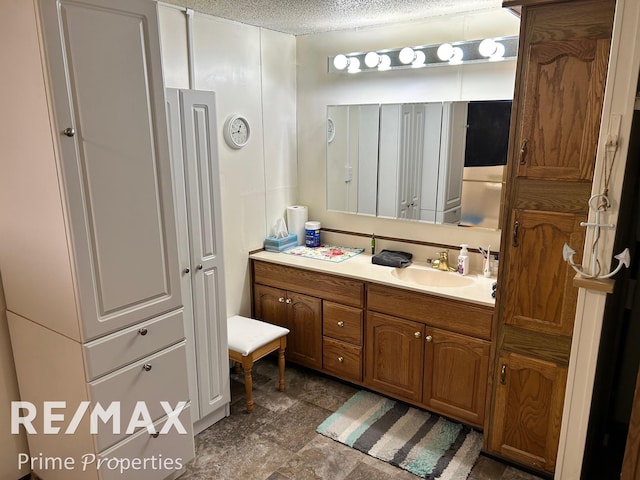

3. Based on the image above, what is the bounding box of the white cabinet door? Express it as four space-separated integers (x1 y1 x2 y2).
38 0 181 340
168 89 230 425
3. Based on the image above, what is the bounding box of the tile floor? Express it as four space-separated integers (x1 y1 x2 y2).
178 357 546 480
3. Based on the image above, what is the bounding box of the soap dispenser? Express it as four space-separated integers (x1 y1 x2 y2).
457 244 470 275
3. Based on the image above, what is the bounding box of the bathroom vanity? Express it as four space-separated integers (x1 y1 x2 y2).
250 251 495 428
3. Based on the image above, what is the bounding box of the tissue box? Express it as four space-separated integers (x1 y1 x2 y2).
264 233 297 252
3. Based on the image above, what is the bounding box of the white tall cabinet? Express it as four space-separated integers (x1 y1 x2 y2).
166 89 230 433
0 1 193 479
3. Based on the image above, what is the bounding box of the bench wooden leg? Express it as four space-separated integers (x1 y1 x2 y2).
241 355 255 413
278 338 286 392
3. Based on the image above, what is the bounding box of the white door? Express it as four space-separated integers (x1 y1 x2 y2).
38 0 181 340
168 89 230 422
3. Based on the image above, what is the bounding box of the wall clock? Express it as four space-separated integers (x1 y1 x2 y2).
327 118 336 143
223 114 250 149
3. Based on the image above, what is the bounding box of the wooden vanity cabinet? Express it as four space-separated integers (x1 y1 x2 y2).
365 283 493 427
252 260 364 372
488 0 615 474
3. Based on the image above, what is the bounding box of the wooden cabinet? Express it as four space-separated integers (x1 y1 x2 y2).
365 284 492 427
365 311 425 402
423 328 490 427
489 0 615 474
323 302 363 382
491 352 568 473
253 283 323 369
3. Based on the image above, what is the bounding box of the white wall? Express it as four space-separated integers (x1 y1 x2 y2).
158 6 297 316
296 8 519 252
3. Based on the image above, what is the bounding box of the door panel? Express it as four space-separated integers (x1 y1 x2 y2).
287 292 322 369
254 284 287 328
39 0 180 340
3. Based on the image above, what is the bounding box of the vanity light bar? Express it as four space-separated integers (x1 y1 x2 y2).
328 36 518 74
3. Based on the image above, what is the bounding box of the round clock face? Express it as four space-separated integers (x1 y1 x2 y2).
224 115 250 149
327 118 335 143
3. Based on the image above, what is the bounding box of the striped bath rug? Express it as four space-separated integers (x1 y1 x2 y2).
316 391 483 479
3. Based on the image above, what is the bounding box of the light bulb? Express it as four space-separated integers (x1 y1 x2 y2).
364 52 380 68
399 47 416 65
449 47 463 64
333 54 348 70
478 38 497 57
378 55 391 70
437 43 454 61
412 50 426 67
347 57 360 73
489 42 505 61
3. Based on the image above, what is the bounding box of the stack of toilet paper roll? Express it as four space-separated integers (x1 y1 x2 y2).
287 205 308 246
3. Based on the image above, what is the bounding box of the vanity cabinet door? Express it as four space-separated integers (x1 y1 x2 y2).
365 311 424 403
253 284 322 369
286 292 322 369
423 328 490 428
489 352 567 473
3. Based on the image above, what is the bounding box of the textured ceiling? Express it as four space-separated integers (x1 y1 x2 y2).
161 0 504 35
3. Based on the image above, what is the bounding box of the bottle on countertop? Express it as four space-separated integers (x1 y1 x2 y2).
457 244 470 276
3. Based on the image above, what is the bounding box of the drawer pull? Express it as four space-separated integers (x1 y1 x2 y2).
138 328 148 336
142 364 152 372
425 335 433 343
337 321 344 327
500 364 507 385
338 356 344 363
414 331 421 339
151 432 159 438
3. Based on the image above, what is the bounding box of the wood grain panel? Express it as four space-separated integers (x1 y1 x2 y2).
501 325 571 366
323 302 363 345
513 179 591 213
253 260 364 307
286 292 322 369
367 283 493 340
322 337 362 383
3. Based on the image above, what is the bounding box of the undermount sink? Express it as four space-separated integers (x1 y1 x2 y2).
391 265 475 288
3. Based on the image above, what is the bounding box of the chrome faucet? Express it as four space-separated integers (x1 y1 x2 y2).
431 251 456 272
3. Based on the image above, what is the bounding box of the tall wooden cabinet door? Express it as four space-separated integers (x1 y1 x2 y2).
286 292 322 369
254 284 288 329
365 311 424 403
38 0 181 340
490 352 568 473
423 328 490 427
503 209 585 337
516 35 611 181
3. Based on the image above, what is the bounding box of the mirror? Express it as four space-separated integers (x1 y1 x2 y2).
326 100 511 230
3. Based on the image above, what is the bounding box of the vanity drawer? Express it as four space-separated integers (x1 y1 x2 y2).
89 342 189 452
83 309 185 381
323 337 362 382
98 406 194 480
253 260 364 307
323 302 363 345
367 283 493 340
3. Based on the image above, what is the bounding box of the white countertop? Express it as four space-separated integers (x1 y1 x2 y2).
250 250 496 308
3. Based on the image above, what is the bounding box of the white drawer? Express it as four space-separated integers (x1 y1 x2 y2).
83 309 185 381
89 342 189 452
98 406 194 480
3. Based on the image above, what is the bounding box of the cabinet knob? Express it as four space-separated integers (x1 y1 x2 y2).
151 432 159 438
196 264 203 270
63 127 75 137
414 331 421 339
337 321 344 327
285 298 292 304
338 356 344 363
138 328 148 336
278 297 285 303
425 335 433 342
142 363 152 372
183 267 190 274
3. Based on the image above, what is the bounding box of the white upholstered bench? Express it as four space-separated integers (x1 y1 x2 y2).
227 315 290 413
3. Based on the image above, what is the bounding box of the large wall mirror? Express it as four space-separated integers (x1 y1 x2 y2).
326 100 511 230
